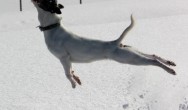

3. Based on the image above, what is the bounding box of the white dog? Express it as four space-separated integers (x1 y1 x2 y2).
32 0 176 88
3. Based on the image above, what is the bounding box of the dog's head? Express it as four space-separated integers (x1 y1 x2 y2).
32 0 64 14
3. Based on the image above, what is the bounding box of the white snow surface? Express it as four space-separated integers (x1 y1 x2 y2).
0 0 188 110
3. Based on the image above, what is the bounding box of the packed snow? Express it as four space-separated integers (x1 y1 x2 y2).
0 0 188 110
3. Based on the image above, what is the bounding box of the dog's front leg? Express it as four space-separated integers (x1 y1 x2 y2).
60 56 81 88
60 56 77 88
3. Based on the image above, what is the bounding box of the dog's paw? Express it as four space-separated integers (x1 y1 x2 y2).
71 71 82 85
167 61 176 66
73 75 82 85
71 81 76 89
167 68 176 75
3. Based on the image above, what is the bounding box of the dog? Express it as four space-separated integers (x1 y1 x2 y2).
32 0 176 88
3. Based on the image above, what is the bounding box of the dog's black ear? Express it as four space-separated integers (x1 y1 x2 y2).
58 4 64 9
54 7 62 14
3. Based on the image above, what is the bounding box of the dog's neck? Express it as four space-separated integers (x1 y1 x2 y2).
36 7 62 27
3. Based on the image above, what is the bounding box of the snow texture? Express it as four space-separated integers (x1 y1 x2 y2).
0 0 188 110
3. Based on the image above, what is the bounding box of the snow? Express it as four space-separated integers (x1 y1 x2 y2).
0 0 188 110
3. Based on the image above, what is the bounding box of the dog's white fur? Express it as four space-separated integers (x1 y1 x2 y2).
32 0 176 88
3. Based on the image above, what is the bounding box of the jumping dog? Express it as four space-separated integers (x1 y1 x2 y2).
32 0 176 88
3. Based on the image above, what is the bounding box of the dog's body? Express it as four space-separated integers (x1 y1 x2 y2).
32 0 176 88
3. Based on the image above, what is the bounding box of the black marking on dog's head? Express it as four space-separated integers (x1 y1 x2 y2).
33 0 64 14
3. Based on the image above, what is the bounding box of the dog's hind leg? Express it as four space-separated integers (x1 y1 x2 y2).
121 47 176 66
109 47 176 75
139 53 176 66
60 56 81 88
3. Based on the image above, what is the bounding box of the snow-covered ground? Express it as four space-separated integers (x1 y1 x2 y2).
0 0 188 110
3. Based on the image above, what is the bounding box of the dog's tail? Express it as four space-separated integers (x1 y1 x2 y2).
114 14 134 45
